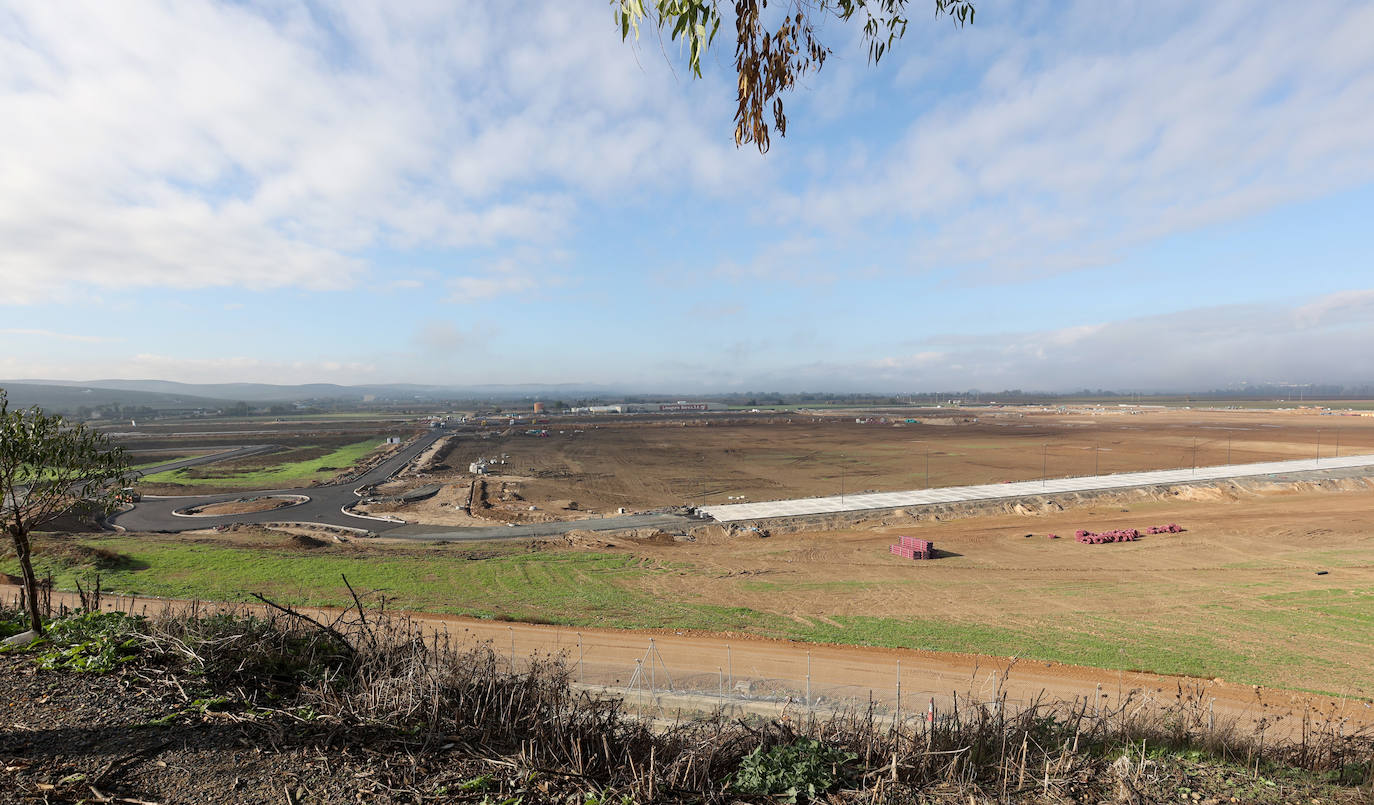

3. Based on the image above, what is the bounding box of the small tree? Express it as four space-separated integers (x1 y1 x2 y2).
0 390 132 633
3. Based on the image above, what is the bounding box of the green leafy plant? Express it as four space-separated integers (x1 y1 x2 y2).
7 610 145 672
730 737 856 802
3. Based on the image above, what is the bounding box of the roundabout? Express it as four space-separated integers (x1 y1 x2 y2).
173 494 310 517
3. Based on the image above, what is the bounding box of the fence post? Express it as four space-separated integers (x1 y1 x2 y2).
806 650 812 708
727 644 733 692
1208 698 1215 730
577 632 583 684
649 638 656 696
895 660 902 723
509 625 515 673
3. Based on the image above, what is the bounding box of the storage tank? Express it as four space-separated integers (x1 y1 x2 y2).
533 402 546 413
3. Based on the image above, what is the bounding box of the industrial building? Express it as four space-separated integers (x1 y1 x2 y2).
568 401 727 414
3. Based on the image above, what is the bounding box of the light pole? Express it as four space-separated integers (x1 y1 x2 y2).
1226 432 1232 465
840 455 845 503
925 447 930 489
1192 436 1197 474
1094 441 1099 476
1316 430 1322 464
1042 444 1047 488
1334 429 1340 458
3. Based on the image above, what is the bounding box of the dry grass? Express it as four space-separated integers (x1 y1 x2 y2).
8 585 1367 803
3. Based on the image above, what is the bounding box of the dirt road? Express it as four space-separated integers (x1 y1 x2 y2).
8 584 1369 737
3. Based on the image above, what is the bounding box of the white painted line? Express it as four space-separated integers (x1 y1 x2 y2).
699 454 1374 523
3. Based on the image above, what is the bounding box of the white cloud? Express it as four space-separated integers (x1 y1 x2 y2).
780 0 1374 283
444 251 569 303
858 288 1374 390
412 322 487 352
0 353 380 385
0 1 741 303
0 328 119 343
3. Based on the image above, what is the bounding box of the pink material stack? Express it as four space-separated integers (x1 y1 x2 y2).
890 535 934 560
1145 523 1185 534
1074 528 1140 544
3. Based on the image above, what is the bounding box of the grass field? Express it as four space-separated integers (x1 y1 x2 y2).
8 536 761 633
13 479 1374 698
137 439 384 489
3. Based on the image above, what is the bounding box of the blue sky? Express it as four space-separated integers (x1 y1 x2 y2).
2 0 1372 392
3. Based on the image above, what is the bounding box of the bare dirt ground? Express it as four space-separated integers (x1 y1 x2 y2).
5 583 1369 739
601 478 1374 698
383 408 1374 521
356 482 493 526
179 496 303 516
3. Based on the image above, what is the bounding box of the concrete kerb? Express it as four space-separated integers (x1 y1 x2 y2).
260 520 373 537
171 494 311 518
340 503 405 525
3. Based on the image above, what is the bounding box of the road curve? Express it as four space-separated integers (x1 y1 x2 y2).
110 430 450 533
110 429 696 540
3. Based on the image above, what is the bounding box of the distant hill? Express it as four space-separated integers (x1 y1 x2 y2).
1 379 626 409
0 382 233 413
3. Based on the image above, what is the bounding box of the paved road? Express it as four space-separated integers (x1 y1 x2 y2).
700 453 1374 522
110 430 451 533
110 430 696 539
114 442 1374 542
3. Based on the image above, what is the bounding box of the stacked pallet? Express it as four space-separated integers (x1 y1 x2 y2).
890 535 934 559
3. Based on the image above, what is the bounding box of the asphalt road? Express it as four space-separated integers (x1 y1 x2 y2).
110 430 450 534
110 430 697 540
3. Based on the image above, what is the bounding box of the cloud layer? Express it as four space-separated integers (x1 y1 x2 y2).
0 1 737 303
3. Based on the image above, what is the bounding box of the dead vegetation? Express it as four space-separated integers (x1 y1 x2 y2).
2 587 1370 803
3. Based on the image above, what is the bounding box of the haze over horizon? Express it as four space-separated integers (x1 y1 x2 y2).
4 1 1373 391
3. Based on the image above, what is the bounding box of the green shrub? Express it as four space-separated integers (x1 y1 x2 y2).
730 738 856 802
8 611 145 672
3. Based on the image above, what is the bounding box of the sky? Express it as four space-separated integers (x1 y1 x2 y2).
2 0 1372 393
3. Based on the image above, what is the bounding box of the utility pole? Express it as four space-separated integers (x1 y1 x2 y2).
1227 432 1232 465
1042 444 1047 488
925 448 930 489
840 456 846 503
1316 430 1322 464
1094 441 1099 476
1192 437 1197 474
1334 429 1340 458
